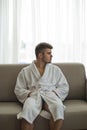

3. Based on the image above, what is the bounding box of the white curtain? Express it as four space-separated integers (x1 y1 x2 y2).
0 0 21 63
0 0 87 73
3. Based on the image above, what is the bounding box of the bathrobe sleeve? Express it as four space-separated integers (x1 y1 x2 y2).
53 67 69 101
14 69 30 103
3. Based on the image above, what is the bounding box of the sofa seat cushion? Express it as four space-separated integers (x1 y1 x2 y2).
0 102 22 130
35 100 87 130
1 100 87 130
62 100 87 130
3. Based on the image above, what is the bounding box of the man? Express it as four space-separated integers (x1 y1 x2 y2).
14 42 69 130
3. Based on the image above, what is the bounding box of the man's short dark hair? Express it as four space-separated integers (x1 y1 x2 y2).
35 42 53 57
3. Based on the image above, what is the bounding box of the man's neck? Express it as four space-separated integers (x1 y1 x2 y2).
35 60 46 69
35 60 46 76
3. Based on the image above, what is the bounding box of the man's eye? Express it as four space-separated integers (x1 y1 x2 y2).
48 52 51 54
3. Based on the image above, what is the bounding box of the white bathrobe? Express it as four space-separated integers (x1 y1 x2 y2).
14 61 69 124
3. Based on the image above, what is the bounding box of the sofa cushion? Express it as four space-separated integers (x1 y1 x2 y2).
0 102 49 130
0 64 28 101
62 100 87 130
57 63 86 99
0 100 87 130
0 102 22 130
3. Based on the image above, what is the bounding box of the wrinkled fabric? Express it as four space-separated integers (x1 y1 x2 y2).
14 61 69 123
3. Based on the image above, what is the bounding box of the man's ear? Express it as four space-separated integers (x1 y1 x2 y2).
38 53 43 58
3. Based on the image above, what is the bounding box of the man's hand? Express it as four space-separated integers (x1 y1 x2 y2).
27 90 35 97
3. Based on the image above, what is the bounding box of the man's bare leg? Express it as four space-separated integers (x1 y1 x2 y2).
43 102 63 130
21 118 34 130
49 117 63 130
54 119 63 130
49 116 54 130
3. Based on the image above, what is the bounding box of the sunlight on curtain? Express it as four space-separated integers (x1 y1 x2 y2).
0 0 21 63
0 0 87 74
0 0 9 63
19 0 87 73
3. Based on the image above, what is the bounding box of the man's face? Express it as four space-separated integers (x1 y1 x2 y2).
42 48 52 63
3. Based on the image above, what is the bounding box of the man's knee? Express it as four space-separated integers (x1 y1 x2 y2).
21 118 29 125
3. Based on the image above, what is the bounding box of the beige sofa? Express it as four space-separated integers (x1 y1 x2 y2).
0 63 87 130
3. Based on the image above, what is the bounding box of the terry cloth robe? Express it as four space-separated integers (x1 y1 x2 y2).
14 61 69 124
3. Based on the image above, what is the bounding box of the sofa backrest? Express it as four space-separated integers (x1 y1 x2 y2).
57 63 86 100
0 63 86 101
0 64 28 102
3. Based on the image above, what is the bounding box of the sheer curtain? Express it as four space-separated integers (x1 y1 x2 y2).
0 0 87 73
0 0 21 63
